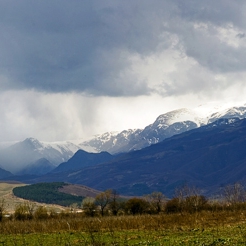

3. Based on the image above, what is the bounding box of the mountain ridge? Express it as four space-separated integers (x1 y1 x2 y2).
1 103 246 175
81 104 246 154
0 138 82 173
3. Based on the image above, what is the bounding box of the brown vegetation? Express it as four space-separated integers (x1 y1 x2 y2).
1 183 246 244
58 184 101 198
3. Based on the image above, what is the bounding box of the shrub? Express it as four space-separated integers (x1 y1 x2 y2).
125 198 149 215
34 206 49 220
14 203 34 220
165 198 181 214
184 195 208 213
82 197 97 217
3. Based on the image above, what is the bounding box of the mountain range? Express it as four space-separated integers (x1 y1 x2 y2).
31 117 246 196
0 103 246 197
82 104 246 154
0 138 81 174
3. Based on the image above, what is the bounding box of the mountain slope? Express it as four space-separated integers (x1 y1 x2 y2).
0 167 13 179
33 118 246 196
18 158 56 175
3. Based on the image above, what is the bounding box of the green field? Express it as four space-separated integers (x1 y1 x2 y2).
0 228 245 245
0 212 245 245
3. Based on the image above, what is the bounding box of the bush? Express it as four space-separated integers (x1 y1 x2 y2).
82 197 97 217
184 195 208 213
125 198 149 215
34 206 49 220
14 203 34 220
165 198 181 214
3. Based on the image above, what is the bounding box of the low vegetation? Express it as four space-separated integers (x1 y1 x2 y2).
2 182 246 244
0 210 246 245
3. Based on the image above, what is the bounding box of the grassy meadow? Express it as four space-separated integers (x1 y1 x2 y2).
1 182 246 245
0 212 245 245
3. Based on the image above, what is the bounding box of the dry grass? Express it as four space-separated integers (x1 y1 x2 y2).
0 210 245 234
58 183 101 198
0 211 245 245
0 182 25 196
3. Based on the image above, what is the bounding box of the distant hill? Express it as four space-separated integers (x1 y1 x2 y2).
18 158 56 175
52 150 114 173
0 167 13 179
13 182 84 207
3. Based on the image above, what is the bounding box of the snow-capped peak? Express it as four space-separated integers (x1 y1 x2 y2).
208 106 246 123
23 137 43 149
153 108 205 128
41 141 81 154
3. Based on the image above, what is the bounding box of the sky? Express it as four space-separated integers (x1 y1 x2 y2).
1 0 246 142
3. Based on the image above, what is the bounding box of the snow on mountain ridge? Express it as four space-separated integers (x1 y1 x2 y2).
22 138 81 157
153 108 205 128
81 102 246 154
14 104 246 157
81 129 142 153
42 141 81 155
208 106 246 124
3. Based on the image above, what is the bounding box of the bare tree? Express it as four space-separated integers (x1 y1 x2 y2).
175 184 206 213
95 190 112 216
223 183 246 205
108 189 121 216
145 192 166 214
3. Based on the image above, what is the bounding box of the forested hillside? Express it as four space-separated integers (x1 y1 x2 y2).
13 182 84 207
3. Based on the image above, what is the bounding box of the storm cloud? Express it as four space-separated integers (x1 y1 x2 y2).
0 1 245 96
0 1 246 141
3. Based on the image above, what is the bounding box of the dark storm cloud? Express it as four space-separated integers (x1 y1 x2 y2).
0 0 169 96
0 0 245 96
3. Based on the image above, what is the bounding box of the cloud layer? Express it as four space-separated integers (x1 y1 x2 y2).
1 1 246 96
0 1 246 141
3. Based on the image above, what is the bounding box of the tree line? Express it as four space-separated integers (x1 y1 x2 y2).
82 183 246 217
10 182 246 220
